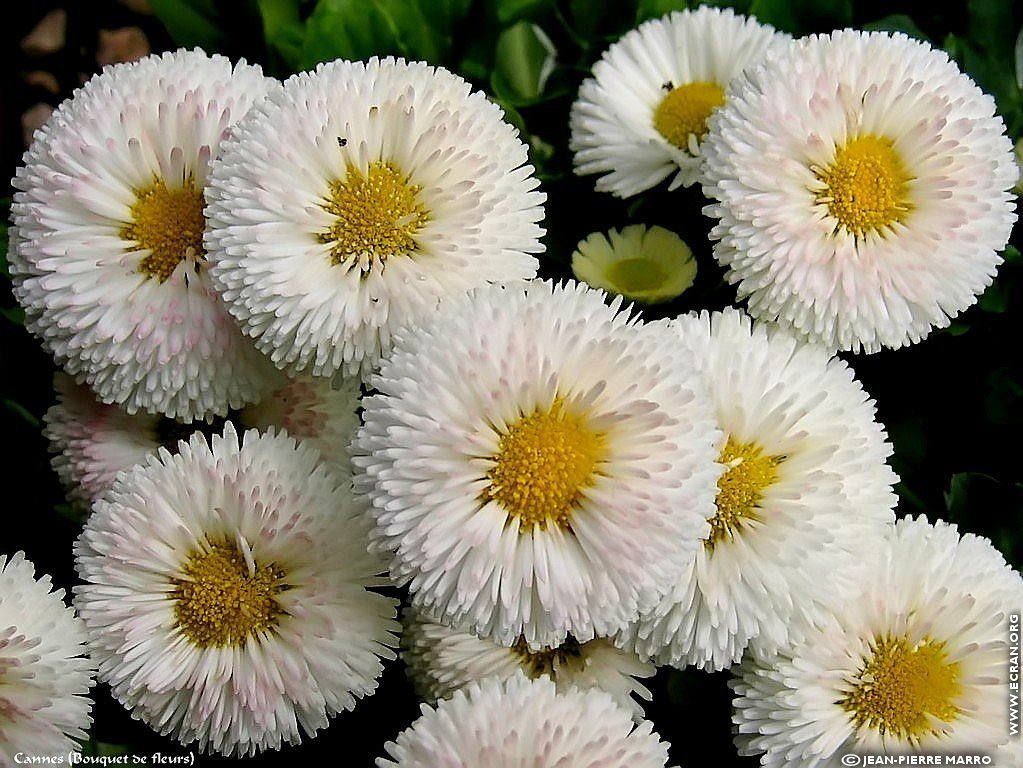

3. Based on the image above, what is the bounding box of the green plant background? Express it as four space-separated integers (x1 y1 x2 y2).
4 0 1022 763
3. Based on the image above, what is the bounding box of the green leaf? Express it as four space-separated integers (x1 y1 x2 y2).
491 21 558 105
566 0 611 38
300 0 460 70
862 14 931 42
986 367 1023 425
54 503 87 524
635 0 689 24
1 306 24 326
1016 26 1023 90
945 319 971 336
1005 245 1022 265
3 398 39 428
748 0 851 34
978 278 1012 313
149 0 231 51
255 0 306 71
496 0 553 25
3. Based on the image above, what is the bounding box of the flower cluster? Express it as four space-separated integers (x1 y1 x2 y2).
4 3 1019 765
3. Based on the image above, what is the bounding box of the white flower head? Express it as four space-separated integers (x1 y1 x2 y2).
74 423 399 756
204 56 546 379
0 552 95 761
732 516 1023 767
10 48 283 421
377 673 677 768
701 30 1019 353
570 6 791 197
355 279 722 649
45 370 362 509
44 372 164 510
402 607 654 718
618 309 898 670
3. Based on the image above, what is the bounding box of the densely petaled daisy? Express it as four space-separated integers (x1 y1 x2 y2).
45 371 362 510
571 224 697 305
45 372 163 510
9 49 283 420
0 552 95 760
237 371 363 477
204 56 546 379
701 30 1019 353
401 607 654 717
618 309 897 671
377 673 676 768
569 6 790 197
355 280 722 649
74 423 399 756
732 516 1023 767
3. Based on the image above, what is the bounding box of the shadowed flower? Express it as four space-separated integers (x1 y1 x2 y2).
10 49 283 420
618 309 897 670
570 6 790 196
0 552 95 760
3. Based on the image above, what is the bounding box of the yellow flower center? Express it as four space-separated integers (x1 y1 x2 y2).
706 437 782 550
512 635 584 677
605 258 668 293
653 81 726 151
122 176 206 282
319 160 430 270
842 635 962 742
171 539 286 648
813 134 913 238
484 400 606 532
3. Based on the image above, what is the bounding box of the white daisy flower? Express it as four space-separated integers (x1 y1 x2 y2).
73 423 399 756
618 309 898 671
377 673 676 768
45 372 163 510
204 56 546 379
571 224 697 305
569 6 790 197
732 516 1023 767
237 372 363 477
9 48 283 421
701 30 1019 354
0 552 95 760
45 370 361 509
401 607 654 717
355 279 722 650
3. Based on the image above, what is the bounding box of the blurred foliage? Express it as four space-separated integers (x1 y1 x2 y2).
5 0 1023 764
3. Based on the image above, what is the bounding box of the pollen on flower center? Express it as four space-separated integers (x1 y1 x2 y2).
841 635 961 741
122 176 206 283
813 134 913 238
171 538 287 648
484 400 606 532
653 81 726 151
512 635 584 677
706 436 782 550
319 160 430 271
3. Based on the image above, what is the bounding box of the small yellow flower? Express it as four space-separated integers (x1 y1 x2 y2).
571 224 696 305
